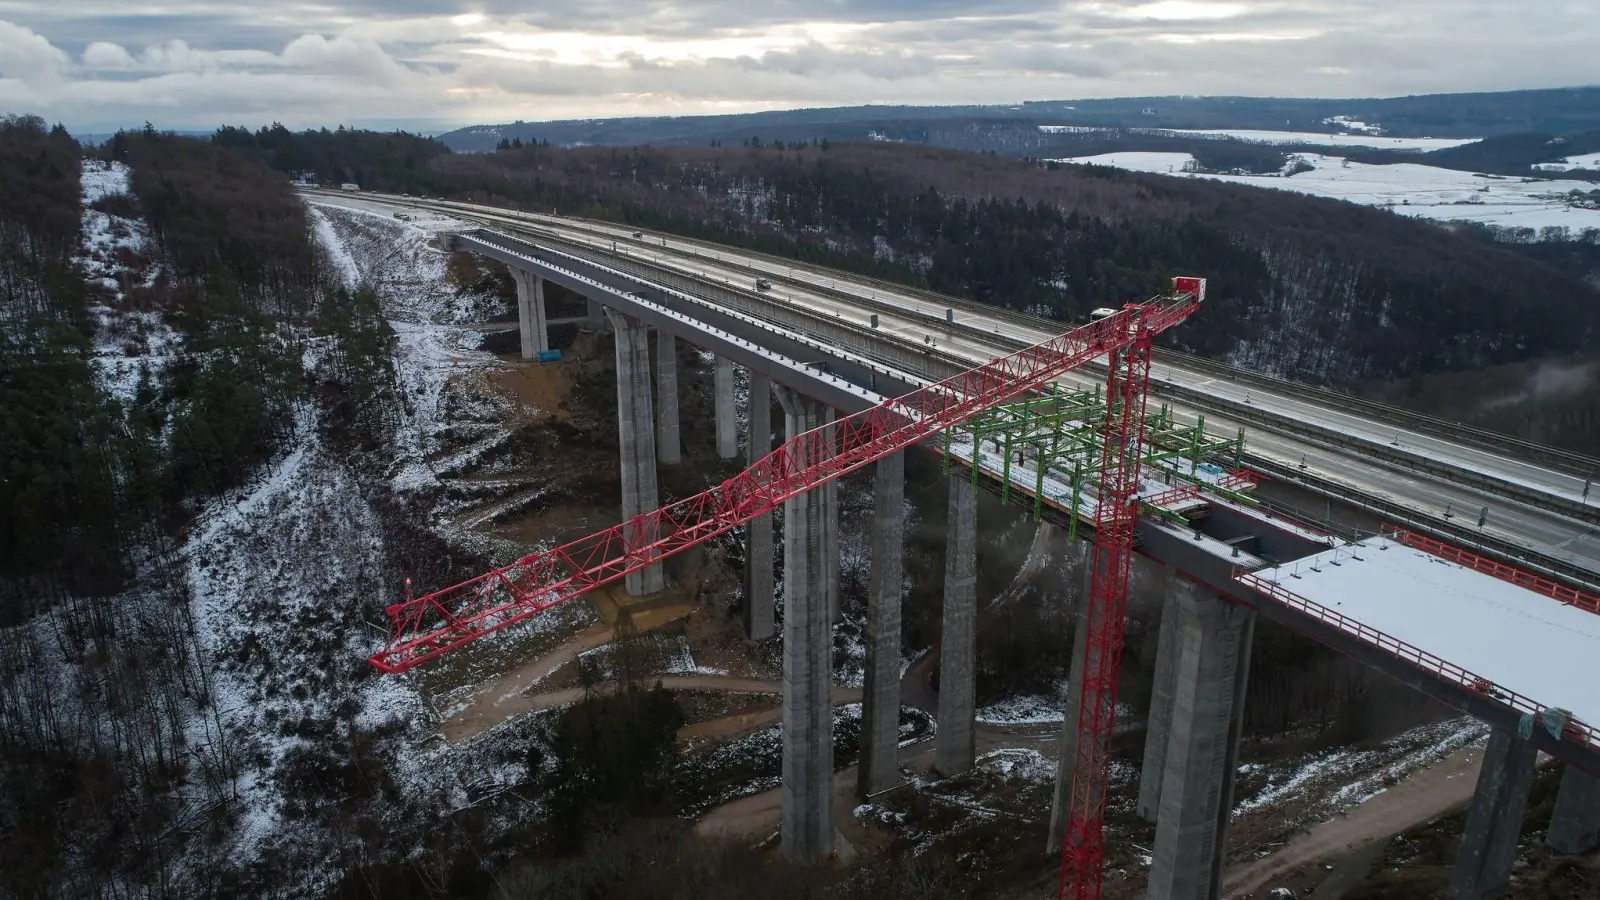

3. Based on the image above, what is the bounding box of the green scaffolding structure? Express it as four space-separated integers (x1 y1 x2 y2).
940 387 1251 538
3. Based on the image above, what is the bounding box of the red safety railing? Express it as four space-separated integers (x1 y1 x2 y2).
1141 484 1201 509
1236 567 1599 751
1383 525 1600 616
1216 468 1264 492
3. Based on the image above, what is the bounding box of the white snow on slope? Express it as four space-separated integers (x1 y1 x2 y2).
74 159 176 403
1134 128 1476 151
1254 537 1600 729
1036 126 1474 151
1057 152 1600 236
308 202 509 495
1534 152 1600 173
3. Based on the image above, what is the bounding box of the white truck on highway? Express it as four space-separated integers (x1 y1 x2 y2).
340 183 360 192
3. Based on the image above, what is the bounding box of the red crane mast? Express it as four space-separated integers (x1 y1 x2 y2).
370 283 1202 674
368 276 1205 896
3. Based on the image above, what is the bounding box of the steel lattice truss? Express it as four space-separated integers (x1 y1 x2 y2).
1058 334 1157 900
943 389 1252 535
370 288 1203 673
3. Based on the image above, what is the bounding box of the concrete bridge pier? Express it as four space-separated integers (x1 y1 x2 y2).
1547 764 1600 855
606 309 664 596
510 268 550 358
1138 590 1182 822
1449 729 1536 898
744 371 775 641
1047 546 1095 852
859 451 905 798
775 387 839 860
935 473 978 777
1146 583 1255 900
655 329 681 465
714 356 738 459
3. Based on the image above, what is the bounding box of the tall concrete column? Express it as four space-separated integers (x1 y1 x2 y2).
1449 729 1537 898
935 474 978 777
744 371 775 640
605 309 664 596
1147 586 1255 900
1138 591 1182 823
714 356 738 460
655 329 681 465
1048 547 1094 852
775 387 838 860
512 269 550 358
858 451 905 799
1547 765 1600 855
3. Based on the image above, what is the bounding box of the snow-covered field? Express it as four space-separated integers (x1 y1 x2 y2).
1534 151 1600 173
1136 128 1476 151
1057 151 1600 235
1036 125 1474 151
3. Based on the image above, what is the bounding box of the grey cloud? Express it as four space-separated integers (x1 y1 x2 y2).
2 0 1599 131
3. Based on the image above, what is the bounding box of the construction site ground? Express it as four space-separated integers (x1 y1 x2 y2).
415 325 1593 900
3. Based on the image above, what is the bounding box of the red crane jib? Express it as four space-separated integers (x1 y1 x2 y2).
368 282 1203 675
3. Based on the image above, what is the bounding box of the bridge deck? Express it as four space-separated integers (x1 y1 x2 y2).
1246 536 1600 744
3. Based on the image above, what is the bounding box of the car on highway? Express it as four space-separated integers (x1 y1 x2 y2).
755 278 773 291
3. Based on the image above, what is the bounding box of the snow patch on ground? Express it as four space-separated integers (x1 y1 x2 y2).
1056 151 1600 237
74 159 174 403
1234 717 1489 820
310 204 508 497
1533 151 1600 173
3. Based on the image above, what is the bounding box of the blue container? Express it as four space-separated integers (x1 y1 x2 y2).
537 349 563 363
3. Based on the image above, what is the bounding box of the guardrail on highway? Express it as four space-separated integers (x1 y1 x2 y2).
317 190 1598 529
1162 349 1600 480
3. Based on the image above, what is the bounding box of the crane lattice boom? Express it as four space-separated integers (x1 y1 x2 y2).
370 281 1203 673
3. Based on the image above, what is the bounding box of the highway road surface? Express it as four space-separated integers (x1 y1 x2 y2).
304 189 1600 586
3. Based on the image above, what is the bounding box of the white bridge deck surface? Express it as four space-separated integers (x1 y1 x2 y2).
1254 537 1600 729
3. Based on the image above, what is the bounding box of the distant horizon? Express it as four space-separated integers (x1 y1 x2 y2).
40 82 1600 141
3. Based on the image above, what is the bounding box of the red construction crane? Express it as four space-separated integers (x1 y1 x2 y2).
368 277 1204 893
1058 312 1160 900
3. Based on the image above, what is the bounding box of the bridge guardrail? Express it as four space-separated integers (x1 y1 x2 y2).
358 192 1597 526
1148 377 1600 526
1243 450 1600 594
1237 566 1600 753
1162 349 1600 480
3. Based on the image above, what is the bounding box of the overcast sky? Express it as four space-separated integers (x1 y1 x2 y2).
2 1 1597 133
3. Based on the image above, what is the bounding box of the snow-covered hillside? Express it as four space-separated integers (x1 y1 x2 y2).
1059 151 1600 236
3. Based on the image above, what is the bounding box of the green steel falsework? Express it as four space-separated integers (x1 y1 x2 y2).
940 387 1252 537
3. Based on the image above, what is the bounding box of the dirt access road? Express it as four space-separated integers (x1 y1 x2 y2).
1224 743 1486 897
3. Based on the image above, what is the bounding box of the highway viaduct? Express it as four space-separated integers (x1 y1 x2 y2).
315 190 1600 900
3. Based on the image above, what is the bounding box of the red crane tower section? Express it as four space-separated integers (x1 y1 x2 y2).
367 277 1204 896
370 282 1202 675
1059 324 1158 900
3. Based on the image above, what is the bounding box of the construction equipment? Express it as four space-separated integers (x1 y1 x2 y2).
368 278 1205 896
